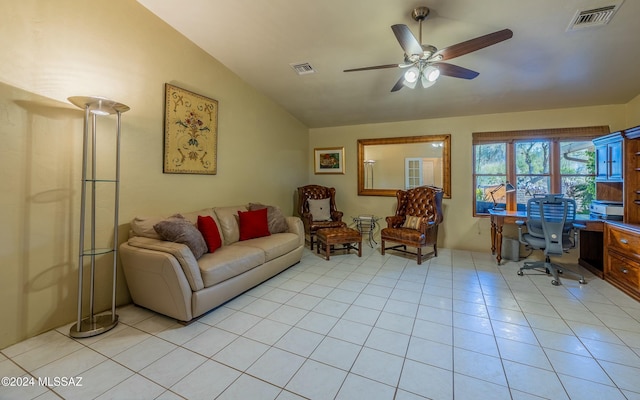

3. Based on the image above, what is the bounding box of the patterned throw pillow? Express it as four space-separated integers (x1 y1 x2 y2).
308 198 331 221
402 215 424 230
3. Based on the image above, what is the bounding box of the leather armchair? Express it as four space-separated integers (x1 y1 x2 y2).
381 185 444 264
297 185 346 250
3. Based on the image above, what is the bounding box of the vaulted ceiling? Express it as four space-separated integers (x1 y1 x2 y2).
138 0 640 128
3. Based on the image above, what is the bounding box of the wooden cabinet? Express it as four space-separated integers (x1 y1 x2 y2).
623 126 640 224
594 132 624 182
604 222 640 300
601 126 640 300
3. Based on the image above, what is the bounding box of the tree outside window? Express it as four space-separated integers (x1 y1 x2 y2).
515 141 551 210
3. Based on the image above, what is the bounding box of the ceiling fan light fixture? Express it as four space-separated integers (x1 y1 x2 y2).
403 79 418 89
404 66 420 83
420 74 436 88
424 65 440 82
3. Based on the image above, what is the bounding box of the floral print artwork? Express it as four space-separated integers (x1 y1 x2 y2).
164 84 218 174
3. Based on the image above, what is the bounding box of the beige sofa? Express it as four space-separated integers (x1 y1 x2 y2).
119 205 304 322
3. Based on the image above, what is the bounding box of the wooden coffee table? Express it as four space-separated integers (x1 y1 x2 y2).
316 227 362 260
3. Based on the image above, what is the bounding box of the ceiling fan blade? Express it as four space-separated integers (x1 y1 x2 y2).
391 24 423 57
431 28 513 61
433 62 479 79
343 63 399 72
391 76 405 92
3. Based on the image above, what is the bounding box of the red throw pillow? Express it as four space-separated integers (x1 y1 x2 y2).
238 208 271 241
197 215 222 253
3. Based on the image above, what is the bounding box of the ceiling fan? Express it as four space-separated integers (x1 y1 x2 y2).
344 6 513 92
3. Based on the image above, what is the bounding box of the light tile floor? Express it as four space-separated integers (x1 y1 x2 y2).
3 246 640 399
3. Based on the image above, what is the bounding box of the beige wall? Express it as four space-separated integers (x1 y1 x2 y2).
0 0 308 349
309 105 628 253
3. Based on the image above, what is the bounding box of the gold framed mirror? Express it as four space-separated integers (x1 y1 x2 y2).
357 134 451 198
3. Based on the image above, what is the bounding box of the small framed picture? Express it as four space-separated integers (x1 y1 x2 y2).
314 147 345 174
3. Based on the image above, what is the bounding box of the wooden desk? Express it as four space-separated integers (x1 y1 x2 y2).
488 209 604 276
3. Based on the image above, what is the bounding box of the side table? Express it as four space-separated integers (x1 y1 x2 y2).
353 215 379 247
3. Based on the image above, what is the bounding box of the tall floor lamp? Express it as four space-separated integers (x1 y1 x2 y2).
364 160 376 188
69 96 129 338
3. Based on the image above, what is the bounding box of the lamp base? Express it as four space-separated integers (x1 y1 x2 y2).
69 314 118 338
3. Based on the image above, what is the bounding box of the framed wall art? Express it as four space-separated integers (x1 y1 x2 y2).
163 83 218 174
314 147 345 174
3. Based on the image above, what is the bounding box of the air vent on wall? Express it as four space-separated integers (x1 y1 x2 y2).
567 1 624 31
290 62 317 75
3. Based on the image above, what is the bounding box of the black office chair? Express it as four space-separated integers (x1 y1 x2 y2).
516 194 587 286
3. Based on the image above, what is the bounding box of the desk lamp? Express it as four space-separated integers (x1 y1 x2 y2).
490 182 516 210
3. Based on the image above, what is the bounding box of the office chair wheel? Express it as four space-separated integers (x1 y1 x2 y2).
517 270 523 276
551 279 560 286
579 279 587 284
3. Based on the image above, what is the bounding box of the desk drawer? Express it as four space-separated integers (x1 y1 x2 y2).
606 250 640 290
606 225 640 255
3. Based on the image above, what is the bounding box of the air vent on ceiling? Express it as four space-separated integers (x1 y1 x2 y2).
290 62 317 75
567 1 623 31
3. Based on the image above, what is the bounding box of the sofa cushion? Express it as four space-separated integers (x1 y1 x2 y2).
238 208 271 241
198 215 222 253
308 198 331 221
131 215 165 239
198 245 265 287
234 232 300 262
249 203 289 234
214 205 247 245
181 208 217 225
154 216 208 259
130 208 218 240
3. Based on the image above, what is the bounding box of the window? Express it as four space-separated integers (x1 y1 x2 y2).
474 143 507 211
515 141 550 207
473 126 609 216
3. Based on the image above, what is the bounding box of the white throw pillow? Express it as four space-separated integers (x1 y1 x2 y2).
308 198 331 221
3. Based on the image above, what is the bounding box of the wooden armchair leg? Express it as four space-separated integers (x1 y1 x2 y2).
417 247 423 265
381 239 386 255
